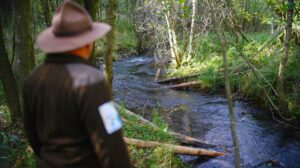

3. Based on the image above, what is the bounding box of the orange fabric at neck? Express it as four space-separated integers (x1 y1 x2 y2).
67 44 92 60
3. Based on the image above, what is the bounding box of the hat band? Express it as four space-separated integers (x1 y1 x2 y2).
53 26 92 37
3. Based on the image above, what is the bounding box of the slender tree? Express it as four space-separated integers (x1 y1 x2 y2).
104 0 117 90
84 0 99 64
72 0 99 64
162 0 181 68
13 0 35 89
278 0 294 114
185 0 197 63
84 0 99 20
0 17 22 123
209 1 241 168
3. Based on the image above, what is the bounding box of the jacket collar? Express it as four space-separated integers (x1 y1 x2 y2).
45 53 90 64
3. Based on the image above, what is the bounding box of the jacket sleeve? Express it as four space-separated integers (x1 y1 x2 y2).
78 79 131 168
23 83 41 158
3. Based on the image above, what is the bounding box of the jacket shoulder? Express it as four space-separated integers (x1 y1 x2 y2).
66 63 105 88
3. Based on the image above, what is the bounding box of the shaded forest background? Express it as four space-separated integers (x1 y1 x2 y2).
0 0 299 167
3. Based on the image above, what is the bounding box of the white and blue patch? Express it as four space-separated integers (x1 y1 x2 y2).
98 102 122 134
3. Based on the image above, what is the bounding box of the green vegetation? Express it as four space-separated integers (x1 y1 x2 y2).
115 17 137 53
119 105 187 168
94 16 137 61
166 32 300 119
0 104 35 168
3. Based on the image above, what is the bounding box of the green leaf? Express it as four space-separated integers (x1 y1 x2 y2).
178 0 185 5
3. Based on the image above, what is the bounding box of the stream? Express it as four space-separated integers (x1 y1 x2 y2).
112 56 300 168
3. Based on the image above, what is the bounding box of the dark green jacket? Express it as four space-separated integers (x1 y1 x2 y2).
23 54 131 168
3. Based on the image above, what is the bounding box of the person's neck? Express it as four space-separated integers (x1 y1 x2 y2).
67 49 90 60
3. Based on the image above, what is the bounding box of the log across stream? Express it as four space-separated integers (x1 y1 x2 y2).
112 56 300 168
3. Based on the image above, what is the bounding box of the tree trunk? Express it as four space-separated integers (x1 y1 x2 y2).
72 0 99 64
84 0 99 64
0 17 22 123
84 0 99 20
104 0 116 90
13 0 35 93
162 0 180 68
271 16 275 35
124 138 224 157
209 2 241 168
277 0 294 114
185 0 196 63
40 0 51 27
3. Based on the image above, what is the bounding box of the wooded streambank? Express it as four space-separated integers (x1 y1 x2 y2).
113 56 300 168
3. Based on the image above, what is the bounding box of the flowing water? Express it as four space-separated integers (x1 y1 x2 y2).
112 56 300 168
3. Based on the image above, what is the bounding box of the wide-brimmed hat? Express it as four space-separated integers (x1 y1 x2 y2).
37 0 111 53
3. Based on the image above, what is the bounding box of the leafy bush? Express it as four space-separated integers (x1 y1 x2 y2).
0 131 35 168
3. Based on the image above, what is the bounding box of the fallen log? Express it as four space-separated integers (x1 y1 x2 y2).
115 103 156 127
115 103 213 147
124 137 224 157
165 81 202 89
155 73 201 84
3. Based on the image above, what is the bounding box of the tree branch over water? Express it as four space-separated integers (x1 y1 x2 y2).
208 1 241 167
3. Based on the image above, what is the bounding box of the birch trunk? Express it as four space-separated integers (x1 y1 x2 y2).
162 0 180 68
185 0 196 62
271 16 275 35
277 0 294 114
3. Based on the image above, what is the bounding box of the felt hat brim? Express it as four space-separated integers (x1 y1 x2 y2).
37 23 111 53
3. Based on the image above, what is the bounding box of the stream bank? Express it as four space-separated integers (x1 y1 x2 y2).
113 56 300 168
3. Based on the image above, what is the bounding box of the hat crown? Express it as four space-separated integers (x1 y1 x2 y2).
52 0 93 36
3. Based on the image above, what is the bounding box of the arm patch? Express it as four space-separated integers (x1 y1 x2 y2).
98 102 122 134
